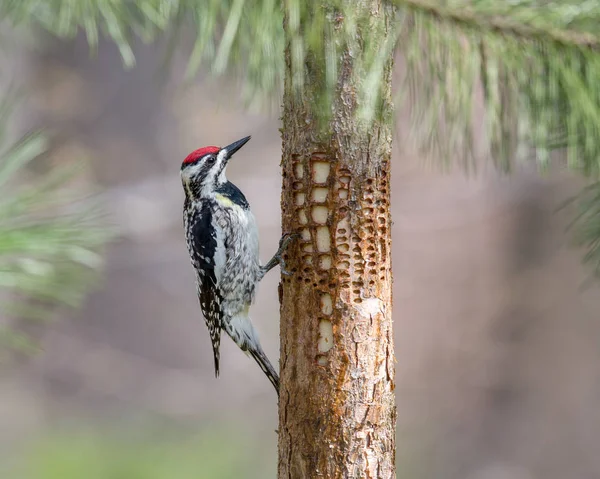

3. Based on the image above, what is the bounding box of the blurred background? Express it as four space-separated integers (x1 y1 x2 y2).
2 12 600 479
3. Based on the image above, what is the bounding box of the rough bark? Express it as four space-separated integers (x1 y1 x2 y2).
278 1 396 478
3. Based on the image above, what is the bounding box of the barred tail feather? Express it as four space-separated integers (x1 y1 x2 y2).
248 347 280 395
210 326 221 378
212 345 220 378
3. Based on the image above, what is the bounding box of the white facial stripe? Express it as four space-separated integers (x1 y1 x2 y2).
216 149 229 185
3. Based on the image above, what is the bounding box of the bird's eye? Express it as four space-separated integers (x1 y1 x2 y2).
206 156 216 164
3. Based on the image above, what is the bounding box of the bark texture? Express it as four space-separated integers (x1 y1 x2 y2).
278 2 396 478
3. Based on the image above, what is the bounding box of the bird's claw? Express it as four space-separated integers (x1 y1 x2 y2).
260 233 300 278
276 233 299 277
280 257 293 276
279 232 300 251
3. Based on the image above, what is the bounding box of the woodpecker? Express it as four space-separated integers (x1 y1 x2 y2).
181 135 293 395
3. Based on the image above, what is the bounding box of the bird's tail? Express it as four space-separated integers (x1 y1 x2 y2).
248 347 280 395
211 327 222 378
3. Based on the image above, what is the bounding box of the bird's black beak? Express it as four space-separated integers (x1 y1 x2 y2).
222 136 251 160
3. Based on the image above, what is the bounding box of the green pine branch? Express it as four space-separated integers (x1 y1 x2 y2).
395 1 600 49
3 0 600 276
0 96 113 358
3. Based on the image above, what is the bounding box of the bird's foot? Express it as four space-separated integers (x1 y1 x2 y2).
277 233 299 276
262 233 299 277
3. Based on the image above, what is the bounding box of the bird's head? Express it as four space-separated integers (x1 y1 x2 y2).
181 135 251 198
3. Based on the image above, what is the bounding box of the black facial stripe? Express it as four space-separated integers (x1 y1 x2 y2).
215 155 227 179
181 154 217 170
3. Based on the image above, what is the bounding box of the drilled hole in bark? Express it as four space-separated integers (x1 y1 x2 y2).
294 162 304 179
302 243 314 253
364 226 374 235
338 260 350 270
318 319 333 353
293 181 303 190
340 271 351 279
316 227 331 252
319 279 327 285
301 228 311 241
311 187 329 203
339 175 350 184
337 228 347 234
312 161 330 183
304 278 311 284
339 207 348 215
338 189 348 200
295 192 305 206
298 209 308 225
321 293 333 315
319 255 332 270
354 297 363 304
302 255 312 265
317 356 328 366
364 207 374 215
337 243 349 252
311 206 329 224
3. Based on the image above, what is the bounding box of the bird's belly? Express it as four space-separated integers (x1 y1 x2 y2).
214 206 261 314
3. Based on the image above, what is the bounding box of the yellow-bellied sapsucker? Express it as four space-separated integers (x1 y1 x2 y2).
180 135 294 395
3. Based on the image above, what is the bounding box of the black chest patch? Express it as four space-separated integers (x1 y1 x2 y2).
215 182 250 209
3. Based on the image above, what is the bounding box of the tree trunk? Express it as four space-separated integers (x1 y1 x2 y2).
278 1 396 478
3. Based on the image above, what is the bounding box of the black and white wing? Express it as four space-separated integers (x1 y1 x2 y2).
186 202 224 377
